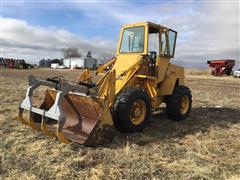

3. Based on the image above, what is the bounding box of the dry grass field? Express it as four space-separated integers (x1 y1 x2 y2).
1 68 240 180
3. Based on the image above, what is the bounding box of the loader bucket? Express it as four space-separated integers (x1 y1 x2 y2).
31 90 113 145
18 74 116 146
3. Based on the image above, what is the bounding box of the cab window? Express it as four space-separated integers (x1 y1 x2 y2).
120 26 144 53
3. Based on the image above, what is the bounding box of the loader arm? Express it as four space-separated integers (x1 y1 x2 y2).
97 56 143 93
114 58 142 95
96 57 116 75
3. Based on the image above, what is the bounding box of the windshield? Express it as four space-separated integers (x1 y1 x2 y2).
120 26 144 53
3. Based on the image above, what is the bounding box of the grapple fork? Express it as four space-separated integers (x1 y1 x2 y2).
18 71 116 146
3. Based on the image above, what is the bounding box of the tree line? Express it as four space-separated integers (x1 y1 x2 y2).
61 47 114 64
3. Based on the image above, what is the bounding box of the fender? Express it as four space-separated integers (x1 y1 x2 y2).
158 63 184 96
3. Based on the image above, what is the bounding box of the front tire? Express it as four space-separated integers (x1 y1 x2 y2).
112 88 151 133
165 85 192 121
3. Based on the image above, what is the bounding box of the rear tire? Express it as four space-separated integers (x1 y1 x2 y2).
112 88 151 133
165 85 192 121
18 65 23 69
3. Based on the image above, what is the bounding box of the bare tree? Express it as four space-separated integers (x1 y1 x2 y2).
86 51 92 58
61 47 82 58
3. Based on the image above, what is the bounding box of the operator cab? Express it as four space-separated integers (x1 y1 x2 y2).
147 23 177 77
148 24 177 61
118 22 177 62
115 22 177 76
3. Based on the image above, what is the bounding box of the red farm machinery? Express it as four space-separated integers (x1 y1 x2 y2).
207 59 235 76
0 57 33 69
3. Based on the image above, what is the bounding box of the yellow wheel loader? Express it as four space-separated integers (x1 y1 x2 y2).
18 22 192 146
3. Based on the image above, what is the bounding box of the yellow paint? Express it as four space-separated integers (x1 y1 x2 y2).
95 22 184 107
135 74 156 80
112 54 142 76
17 21 188 145
98 70 115 103
158 75 177 95
180 95 190 114
74 21 185 130
130 99 147 125
56 131 71 144
97 70 116 127
96 57 116 75
76 69 91 83
28 118 41 131
41 121 55 137
98 100 114 127
114 59 141 94
145 79 157 98
156 57 170 82
158 64 184 95
18 113 29 125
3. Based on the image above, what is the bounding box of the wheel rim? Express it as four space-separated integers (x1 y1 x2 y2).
130 99 147 125
180 95 190 114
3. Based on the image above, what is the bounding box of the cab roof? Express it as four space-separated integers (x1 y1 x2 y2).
121 21 170 31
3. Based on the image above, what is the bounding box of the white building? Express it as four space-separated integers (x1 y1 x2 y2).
63 57 98 69
51 63 59 69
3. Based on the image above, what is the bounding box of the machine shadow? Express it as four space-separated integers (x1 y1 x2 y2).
110 107 240 147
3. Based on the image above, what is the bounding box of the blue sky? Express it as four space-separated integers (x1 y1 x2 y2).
2 1 201 38
1 0 239 67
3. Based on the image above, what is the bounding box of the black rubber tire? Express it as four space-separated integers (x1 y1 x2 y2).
111 88 151 133
18 65 23 69
165 85 192 121
225 69 233 76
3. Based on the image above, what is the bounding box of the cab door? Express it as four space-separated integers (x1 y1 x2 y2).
160 29 177 58
155 29 177 82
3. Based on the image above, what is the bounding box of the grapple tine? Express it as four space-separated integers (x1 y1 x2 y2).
18 108 41 131
18 108 29 125
56 121 71 144
56 131 71 144
41 116 55 137
28 117 41 131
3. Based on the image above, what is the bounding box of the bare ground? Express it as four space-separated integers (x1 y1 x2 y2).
0 68 240 180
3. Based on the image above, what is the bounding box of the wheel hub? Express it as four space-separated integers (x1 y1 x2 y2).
134 108 141 116
130 99 147 125
180 95 190 114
